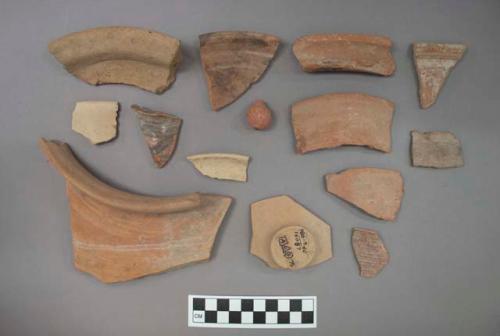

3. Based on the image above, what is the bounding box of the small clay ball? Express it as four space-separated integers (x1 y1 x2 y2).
246 100 272 130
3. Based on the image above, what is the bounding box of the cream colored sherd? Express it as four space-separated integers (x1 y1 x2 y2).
187 153 250 182
72 101 119 144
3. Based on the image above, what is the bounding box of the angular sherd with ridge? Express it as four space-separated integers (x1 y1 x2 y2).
132 105 182 168
325 168 404 221
292 93 394 154
199 31 280 111
413 42 467 109
293 33 396 76
352 228 389 278
411 131 464 168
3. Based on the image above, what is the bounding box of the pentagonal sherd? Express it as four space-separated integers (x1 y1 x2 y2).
250 195 333 270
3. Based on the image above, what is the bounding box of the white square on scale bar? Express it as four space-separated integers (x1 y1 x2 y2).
229 299 241 311
265 312 278 324
278 299 290 311
254 299 265 311
205 298 217 311
217 311 229 324
302 299 314 311
290 311 302 324
241 312 253 324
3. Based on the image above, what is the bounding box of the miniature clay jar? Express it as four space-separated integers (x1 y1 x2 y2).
270 226 316 270
246 100 272 130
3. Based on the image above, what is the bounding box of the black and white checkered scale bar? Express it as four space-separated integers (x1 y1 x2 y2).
188 295 317 328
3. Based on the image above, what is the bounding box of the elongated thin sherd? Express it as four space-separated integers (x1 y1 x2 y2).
187 153 250 182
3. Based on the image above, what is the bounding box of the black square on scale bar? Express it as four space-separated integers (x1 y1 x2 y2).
241 299 254 311
217 299 229 311
192 298 205 311
290 299 302 311
205 311 217 323
278 312 290 324
266 299 278 311
229 311 241 324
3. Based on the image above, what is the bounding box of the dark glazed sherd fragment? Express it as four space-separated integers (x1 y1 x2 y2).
132 105 182 168
413 42 466 109
411 131 464 168
199 31 280 111
293 34 396 76
325 168 404 221
292 93 394 154
49 26 182 93
352 228 389 278
38 138 232 283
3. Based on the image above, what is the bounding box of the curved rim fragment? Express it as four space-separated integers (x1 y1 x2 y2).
292 33 396 76
292 92 394 154
187 153 250 182
39 138 200 213
39 138 233 283
48 26 182 93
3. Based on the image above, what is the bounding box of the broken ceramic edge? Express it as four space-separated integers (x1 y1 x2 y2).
250 195 333 270
413 42 467 109
38 138 232 283
71 101 119 145
48 26 182 94
187 153 250 182
325 167 404 221
131 104 182 168
199 31 280 111
292 33 396 76
411 130 464 168
352 228 389 278
292 92 394 154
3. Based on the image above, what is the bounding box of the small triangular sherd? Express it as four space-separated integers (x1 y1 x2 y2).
132 105 182 168
199 31 280 111
413 42 466 109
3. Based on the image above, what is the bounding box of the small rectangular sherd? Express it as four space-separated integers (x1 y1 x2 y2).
411 131 464 168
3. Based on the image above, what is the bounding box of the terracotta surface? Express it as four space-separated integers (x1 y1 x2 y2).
246 100 273 130
413 42 467 109
292 93 394 154
352 228 389 278
325 167 404 221
411 131 464 168
38 138 232 283
187 153 250 182
250 195 332 270
132 105 182 168
48 26 182 93
293 34 396 76
71 101 118 145
199 31 280 111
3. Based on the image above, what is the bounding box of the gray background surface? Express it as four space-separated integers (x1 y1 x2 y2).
1 0 499 335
